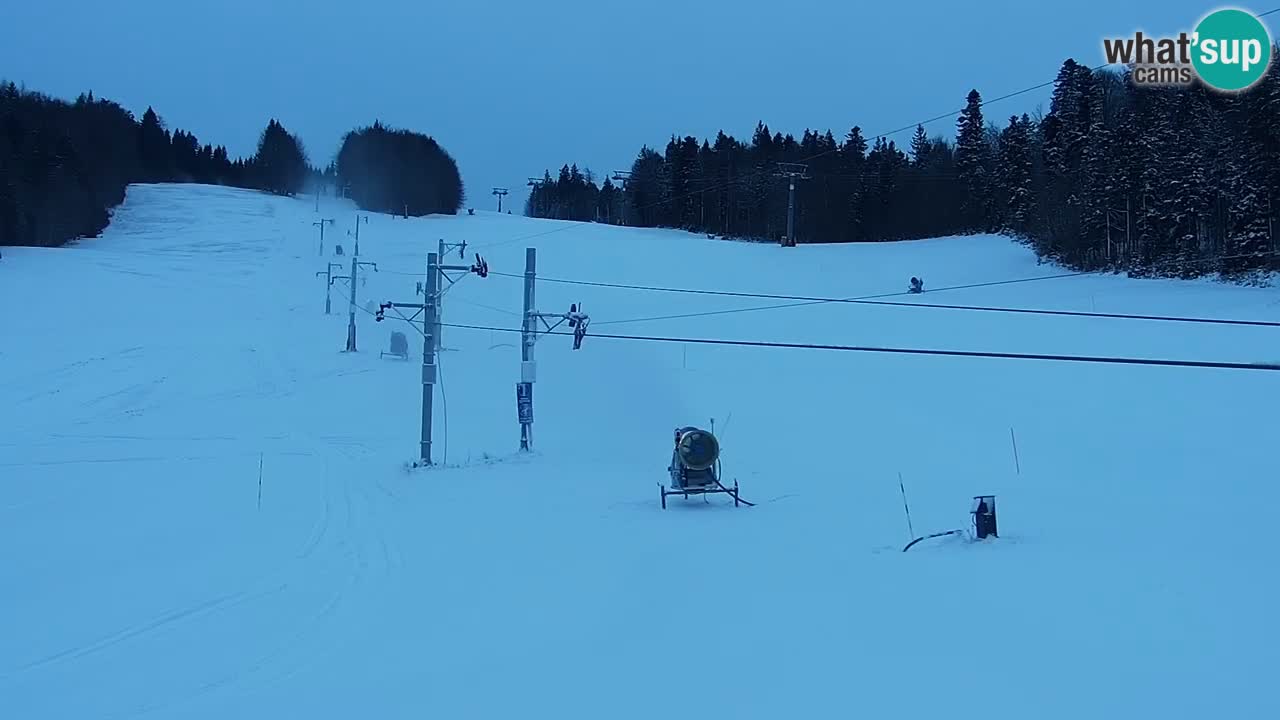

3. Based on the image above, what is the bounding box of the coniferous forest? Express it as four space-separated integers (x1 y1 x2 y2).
0 82 464 249
529 54 1280 280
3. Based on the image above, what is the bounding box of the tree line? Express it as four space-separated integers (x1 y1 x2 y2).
1 81 464 249
336 121 464 217
528 52 1280 280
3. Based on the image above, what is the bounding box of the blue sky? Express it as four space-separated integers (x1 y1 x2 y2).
3 1 1275 210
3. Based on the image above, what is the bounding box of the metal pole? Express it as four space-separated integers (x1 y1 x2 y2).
421 252 439 464
345 255 358 351
786 178 796 246
314 219 333 256
520 247 536 451
325 263 342 314
316 268 330 313
436 239 447 352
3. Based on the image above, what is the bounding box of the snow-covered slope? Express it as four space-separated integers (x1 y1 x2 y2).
2 184 1278 719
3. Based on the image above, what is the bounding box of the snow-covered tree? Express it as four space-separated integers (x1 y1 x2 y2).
955 89 992 232
997 114 1035 237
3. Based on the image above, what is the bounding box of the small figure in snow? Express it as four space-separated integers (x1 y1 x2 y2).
908 276 924 294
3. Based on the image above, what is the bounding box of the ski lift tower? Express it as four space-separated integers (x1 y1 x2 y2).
775 162 810 247
528 177 552 217
375 249 490 466
516 247 590 452
611 171 635 225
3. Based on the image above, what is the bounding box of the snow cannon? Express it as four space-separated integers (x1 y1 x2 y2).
675 427 718 475
660 426 743 509
901 494 999 552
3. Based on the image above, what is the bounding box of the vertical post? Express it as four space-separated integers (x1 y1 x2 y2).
1106 211 1112 260
349 215 367 257
1010 427 1021 475
324 267 332 314
314 218 332 256
786 178 796 246
520 247 536 451
436 239 447 352
421 252 439 464
897 472 915 540
345 255 358 352
324 266 332 314
1126 196 1132 260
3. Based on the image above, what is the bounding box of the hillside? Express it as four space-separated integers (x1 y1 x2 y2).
2 183 1278 719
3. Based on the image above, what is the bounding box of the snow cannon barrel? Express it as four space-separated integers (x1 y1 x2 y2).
675 427 719 471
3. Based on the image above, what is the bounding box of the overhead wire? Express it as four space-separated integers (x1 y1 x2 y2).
369 251 1280 329
437 321 1280 372
485 249 1280 328
325 263 1280 374
528 271 1100 326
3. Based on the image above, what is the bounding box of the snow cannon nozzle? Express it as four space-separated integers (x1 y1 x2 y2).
674 427 719 471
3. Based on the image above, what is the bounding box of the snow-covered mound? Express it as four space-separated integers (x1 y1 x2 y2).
2 183 1277 719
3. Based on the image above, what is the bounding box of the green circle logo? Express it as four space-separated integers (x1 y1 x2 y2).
1191 8 1273 91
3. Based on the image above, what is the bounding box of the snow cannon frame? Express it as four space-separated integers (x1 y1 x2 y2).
660 426 743 509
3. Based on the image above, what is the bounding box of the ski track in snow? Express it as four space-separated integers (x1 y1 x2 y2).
2 183 1278 719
